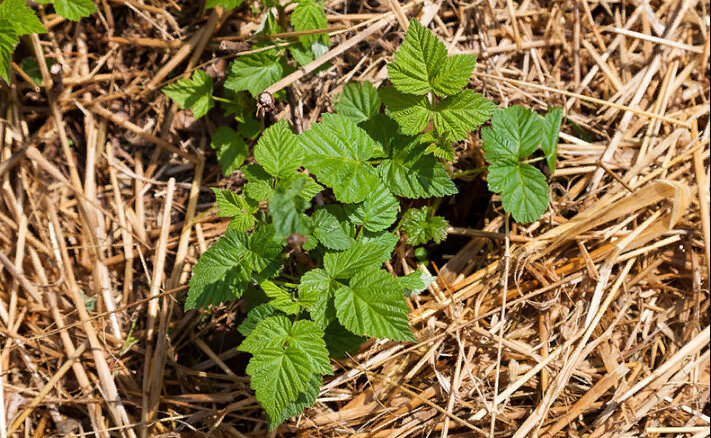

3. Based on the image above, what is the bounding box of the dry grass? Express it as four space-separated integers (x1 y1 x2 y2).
0 0 709 437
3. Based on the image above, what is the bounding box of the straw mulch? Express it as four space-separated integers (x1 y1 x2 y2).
0 0 709 437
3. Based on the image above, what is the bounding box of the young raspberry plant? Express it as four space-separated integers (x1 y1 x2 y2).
184 18 562 429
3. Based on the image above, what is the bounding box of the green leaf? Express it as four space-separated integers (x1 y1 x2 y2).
0 19 18 84
269 178 312 239
51 0 96 20
324 241 391 280
324 321 366 358
0 0 46 35
432 90 497 141
186 225 283 309
186 229 252 309
225 51 285 97
212 188 258 232
239 316 332 426
163 70 214 119
242 164 275 202
488 160 549 223
238 304 279 337
344 184 398 232
376 137 457 199
210 126 249 176
401 206 449 246
19 57 43 85
298 268 337 328
311 208 353 250
430 54 478 96
205 0 245 9
356 230 398 264
541 107 563 172
399 270 436 297
289 41 332 69
267 373 322 429
212 188 257 217
361 114 407 155
245 225 286 282
257 6 282 34
333 82 381 124
255 120 304 177
282 173 323 201
422 133 456 160
261 280 300 315
482 105 544 162
387 19 447 96
379 86 431 136
388 19 476 97
381 88 495 141
221 89 251 121
291 0 328 49
239 115 262 139
334 269 414 341
299 114 382 203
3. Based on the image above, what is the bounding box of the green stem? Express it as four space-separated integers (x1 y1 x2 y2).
212 96 232 104
523 156 545 164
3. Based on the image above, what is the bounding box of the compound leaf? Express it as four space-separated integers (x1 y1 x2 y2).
488 160 549 223
299 114 382 203
19 57 43 86
282 173 323 201
163 69 214 119
334 270 414 342
241 225 285 279
333 81 380 124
